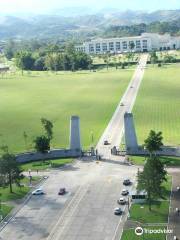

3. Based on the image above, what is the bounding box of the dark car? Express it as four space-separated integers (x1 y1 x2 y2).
123 179 131 186
114 207 123 215
58 188 66 195
104 140 109 145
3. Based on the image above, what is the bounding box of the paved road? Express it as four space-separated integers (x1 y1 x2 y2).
0 160 138 240
167 171 180 240
96 54 148 159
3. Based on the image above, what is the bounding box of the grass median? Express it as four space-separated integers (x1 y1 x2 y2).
129 155 180 166
21 158 73 171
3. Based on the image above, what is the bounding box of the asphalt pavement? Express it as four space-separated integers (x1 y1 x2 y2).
96 54 148 159
167 171 180 240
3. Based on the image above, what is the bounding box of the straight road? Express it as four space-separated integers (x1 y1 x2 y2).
96 54 148 159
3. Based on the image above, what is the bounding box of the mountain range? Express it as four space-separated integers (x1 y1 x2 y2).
0 9 180 40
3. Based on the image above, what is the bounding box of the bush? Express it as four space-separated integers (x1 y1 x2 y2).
34 135 50 153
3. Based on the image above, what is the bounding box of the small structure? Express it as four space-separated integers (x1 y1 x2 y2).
124 112 138 153
131 190 147 203
70 116 81 151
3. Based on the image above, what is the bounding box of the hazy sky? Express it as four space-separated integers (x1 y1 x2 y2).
0 0 179 14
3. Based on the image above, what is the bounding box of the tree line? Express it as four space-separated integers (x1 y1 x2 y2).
4 41 92 72
101 19 180 38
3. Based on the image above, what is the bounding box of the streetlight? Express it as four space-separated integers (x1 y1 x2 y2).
91 131 94 146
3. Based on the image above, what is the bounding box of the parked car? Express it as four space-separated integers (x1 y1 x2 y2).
32 188 44 195
104 140 109 145
120 102 124 106
58 188 66 195
123 179 131 186
121 189 129 196
114 207 123 215
117 197 126 205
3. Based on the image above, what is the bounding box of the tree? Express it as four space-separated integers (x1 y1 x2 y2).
41 118 53 140
137 156 167 211
34 135 50 153
0 152 23 193
34 57 46 71
34 118 53 153
144 130 163 157
103 54 110 70
150 51 158 65
15 51 35 74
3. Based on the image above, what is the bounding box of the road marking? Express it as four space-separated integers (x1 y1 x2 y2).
47 184 89 240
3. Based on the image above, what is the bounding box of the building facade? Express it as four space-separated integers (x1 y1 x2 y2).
75 33 180 54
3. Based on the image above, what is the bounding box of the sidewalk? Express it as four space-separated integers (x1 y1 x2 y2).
167 172 180 239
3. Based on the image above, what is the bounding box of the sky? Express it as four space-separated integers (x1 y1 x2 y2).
0 0 179 14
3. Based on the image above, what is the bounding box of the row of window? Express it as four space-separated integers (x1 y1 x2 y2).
89 40 148 52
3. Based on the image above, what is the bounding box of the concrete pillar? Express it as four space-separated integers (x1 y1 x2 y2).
124 112 138 151
70 116 81 150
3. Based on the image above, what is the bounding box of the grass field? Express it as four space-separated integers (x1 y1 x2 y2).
0 176 40 201
129 155 180 166
121 227 166 240
0 69 133 153
130 201 169 224
1 204 13 219
21 158 73 171
133 64 180 146
92 53 140 65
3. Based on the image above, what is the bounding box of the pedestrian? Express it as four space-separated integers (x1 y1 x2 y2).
37 169 39 174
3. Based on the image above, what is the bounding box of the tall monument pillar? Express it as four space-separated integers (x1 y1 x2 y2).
124 112 138 152
70 116 81 150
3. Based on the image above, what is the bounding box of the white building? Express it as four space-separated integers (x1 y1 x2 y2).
75 33 180 54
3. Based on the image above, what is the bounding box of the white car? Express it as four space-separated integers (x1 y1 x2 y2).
117 197 126 205
121 189 129 196
32 188 44 195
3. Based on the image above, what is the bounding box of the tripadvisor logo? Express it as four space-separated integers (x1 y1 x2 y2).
135 227 173 236
135 227 143 236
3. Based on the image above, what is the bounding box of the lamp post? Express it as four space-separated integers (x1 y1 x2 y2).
91 131 94 147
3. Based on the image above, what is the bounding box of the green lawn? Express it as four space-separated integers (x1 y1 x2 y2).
0 176 41 201
0 204 13 219
21 158 73 171
130 201 169 224
133 64 180 146
130 155 180 166
121 227 166 240
129 176 171 224
92 53 140 65
0 69 132 153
